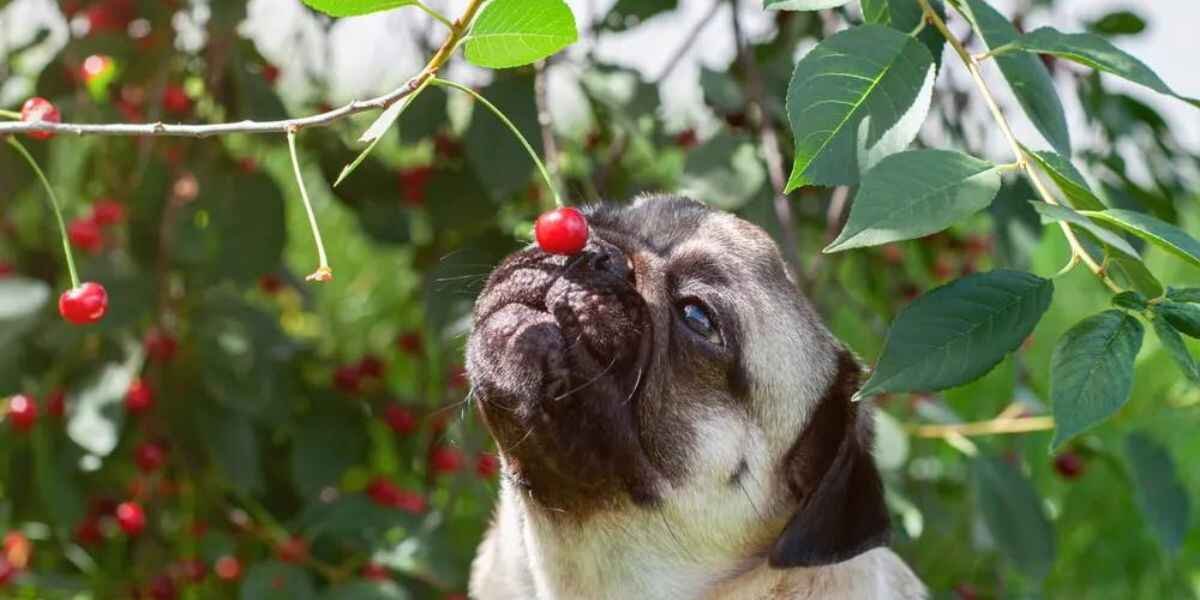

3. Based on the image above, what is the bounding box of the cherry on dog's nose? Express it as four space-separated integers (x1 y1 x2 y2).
583 240 632 281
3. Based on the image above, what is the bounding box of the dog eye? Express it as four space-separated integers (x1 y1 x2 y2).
680 302 720 344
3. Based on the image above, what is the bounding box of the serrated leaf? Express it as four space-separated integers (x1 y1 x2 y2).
1081 209 1200 269
974 457 1056 580
300 0 415 17
859 270 1053 397
1161 302 1200 338
1024 149 1106 211
1017 27 1200 107
826 150 1000 252
1050 310 1143 449
860 0 946 68
1125 433 1191 555
1152 313 1200 383
765 0 851 10
1110 291 1147 312
463 0 578 69
1107 254 1164 300
1029 202 1138 259
959 0 1071 155
784 24 934 190
241 561 315 600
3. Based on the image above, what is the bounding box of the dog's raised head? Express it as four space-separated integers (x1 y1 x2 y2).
467 195 889 591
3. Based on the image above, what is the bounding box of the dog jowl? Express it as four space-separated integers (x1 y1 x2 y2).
466 195 925 600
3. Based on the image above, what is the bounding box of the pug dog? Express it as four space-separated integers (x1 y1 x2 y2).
466 195 925 599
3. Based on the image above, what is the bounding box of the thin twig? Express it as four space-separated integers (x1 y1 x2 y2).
534 60 562 211
909 415 1055 438
653 0 724 84
917 0 1121 293
729 0 804 285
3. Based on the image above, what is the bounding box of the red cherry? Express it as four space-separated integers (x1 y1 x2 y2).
45 389 65 419
7 394 38 433
261 64 280 85
59 282 108 325
80 54 114 84
20 97 61 140
1053 451 1085 480
3 532 31 570
396 332 422 355
135 441 168 473
673 128 698 149
258 274 284 294
236 157 258 173
115 501 146 536
144 328 178 363
393 489 426 514
357 355 386 380
178 558 207 583
75 517 102 546
333 365 362 395
148 574 177 600
366 477 401 507
953 583 978 600
398 166 434 207
475 453 499 479
68 217 104 254
90 198 126 226
125 378 155 415
213 556 242 581
361 562 390 581
382 405 417 435
275 536 308 564
430 446 464 475
534 207 589 255
0 263 12 278
0 558 14 586
162 85 190 115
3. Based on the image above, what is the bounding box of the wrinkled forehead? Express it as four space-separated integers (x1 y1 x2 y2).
585 196 794 297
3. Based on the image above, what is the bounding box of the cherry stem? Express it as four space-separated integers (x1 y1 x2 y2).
286 128 332 282
0 109 20 120
430 77 563 208
6 136 81 288
413 0 454 29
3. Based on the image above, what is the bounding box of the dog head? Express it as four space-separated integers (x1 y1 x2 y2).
466 195 888 568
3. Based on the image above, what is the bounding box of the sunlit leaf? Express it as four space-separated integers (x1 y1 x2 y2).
464 0 578 69
1082 209 1200 269
300 0 415 17
1029 202 1139 259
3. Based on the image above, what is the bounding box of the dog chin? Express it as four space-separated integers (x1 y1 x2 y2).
467 247 660 512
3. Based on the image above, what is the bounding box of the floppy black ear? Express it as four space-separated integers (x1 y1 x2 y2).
768 351 890 568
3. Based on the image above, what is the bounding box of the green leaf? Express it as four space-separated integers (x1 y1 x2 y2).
209 411 265 494
1107 255 1164 300
241 561 315 600
322 581 409 600
766 0 851 10
1081 209 1200 269
681 132 766 211
1110 291 1147 312
825 150 1001 252
974 457 1056 580
1028 202 1138 259
1167 287 1200 304
959 0 1071 155
1050 310 1143 449
463 0 579 69
1152 312 1200 383
1088 10 1146 36
290 412 368 498
860 0 946 68
1125 433 1191 555
1024 150 1106 211
1017 27 1200 106
300 0 414 17
463 75 543 201
859 270 1053 398
784 24 934 190
1162 302 1200 338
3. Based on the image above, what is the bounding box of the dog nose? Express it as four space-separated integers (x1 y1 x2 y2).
583 239 632 281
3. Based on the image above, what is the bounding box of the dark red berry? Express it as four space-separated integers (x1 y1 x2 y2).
879 244 904 265
534 207 588 255
0 558 14 586
398 166 434 207
673 128 698 149
162 85 190 115
396 332 422 355
68 217 104 254
333 365 362 395
75 517 102 546
125 378 155 415
148 574 177 600
236 157 258 173
1053 451 1085 480
178 558 207 583
59 282 108 325
366 477 403 507
392 489 426 514
382 405 417 435
45 389 65 418
134 441 168 473
476 453 499 479
430 446 464 474
358 355 385 380
144 328 178 363
262 64 280 84
275 536 308 564
953 583 978 600
0 263 12 278
20 97 61 140
258 274 284 294
213 556 241 581
433 133 461 159
115 501 146 536
361 562 390 581
8 394 38 432
90 198 126 226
